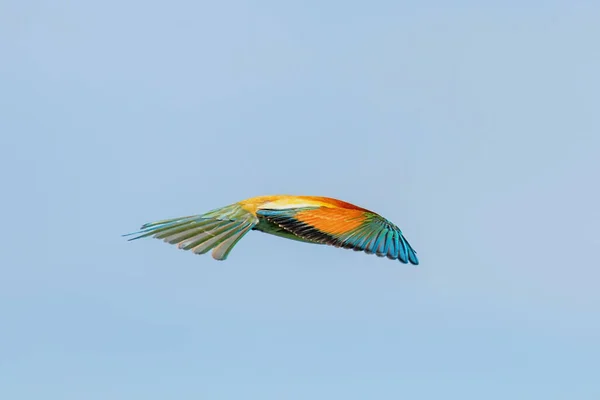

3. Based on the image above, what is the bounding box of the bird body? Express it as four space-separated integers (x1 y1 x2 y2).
125 194 419 265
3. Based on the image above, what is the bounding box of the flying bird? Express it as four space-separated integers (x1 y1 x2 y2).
124 195 419 265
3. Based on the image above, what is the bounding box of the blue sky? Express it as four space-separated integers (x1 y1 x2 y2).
1 1 599 399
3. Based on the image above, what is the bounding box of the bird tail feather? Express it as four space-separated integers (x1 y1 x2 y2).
123 203 258 260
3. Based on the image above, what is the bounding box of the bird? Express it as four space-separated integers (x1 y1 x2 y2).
124 194 419 265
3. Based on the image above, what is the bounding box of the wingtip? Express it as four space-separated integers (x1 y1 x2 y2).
402 247 419 266
397 255 419 266
407 244 419 266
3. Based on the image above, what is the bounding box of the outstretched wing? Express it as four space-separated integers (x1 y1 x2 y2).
257 206 419 265
124 204 258 260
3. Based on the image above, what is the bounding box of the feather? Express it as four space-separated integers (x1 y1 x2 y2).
179 221 242 251
376 230 390 257
257 206 419 265
123 217 199 240
211 223 254 260
124 203 258 260
385 231 397 260
191 222 246 255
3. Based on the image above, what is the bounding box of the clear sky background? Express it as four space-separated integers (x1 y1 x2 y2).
1 1 599 399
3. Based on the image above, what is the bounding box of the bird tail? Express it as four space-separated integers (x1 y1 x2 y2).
123 204 258 260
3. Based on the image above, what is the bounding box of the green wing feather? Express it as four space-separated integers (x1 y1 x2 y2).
124 204 258 260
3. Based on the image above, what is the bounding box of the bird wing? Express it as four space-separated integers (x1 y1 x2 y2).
257 206 419 264
124 204 259 260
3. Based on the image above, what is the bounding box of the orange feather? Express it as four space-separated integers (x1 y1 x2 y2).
294 207 366 235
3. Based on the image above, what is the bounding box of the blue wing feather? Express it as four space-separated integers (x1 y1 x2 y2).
258 208 419 265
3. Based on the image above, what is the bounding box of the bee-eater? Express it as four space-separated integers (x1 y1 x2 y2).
124 195 419 265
